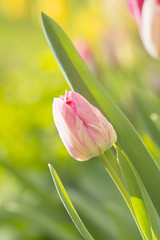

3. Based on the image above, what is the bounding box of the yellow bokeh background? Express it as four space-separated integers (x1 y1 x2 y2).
0 1 160 240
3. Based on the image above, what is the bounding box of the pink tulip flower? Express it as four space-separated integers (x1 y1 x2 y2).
127 0 160 59
53 91 117 161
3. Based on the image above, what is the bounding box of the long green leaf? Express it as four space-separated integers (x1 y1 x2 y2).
101 147 160 240
41 12 160 216
137 177 160 240
117 149 153 240
118 149 160 240
48 164 94 240
70 190 141 240
99 153 148 240
134 92 160 148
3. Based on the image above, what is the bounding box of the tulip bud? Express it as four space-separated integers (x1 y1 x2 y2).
53 91 117 161
127 0 160 59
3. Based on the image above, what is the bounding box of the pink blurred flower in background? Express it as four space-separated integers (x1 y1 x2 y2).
74 38 95 72
53 91 117 161
127 0 160 59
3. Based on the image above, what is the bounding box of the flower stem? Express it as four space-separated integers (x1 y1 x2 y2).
99 152 132 210
99 152 147 240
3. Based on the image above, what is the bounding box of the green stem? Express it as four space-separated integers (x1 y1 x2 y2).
99 153 131 205
99 152 147 240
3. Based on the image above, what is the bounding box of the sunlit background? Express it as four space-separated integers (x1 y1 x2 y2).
0 0 160 239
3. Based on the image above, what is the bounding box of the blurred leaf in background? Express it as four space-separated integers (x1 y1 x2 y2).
0 0 160 240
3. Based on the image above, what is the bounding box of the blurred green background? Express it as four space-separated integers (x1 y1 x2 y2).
0 0 160 239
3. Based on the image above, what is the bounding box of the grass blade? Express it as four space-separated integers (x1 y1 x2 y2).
48 164 94 240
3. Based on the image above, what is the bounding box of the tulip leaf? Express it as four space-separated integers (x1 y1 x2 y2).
117 148 160 240
117 149 153 240
100 152 149 240
137 177 160 240
134 91 160 149
48 164 94 240
103 147 160 240
41 12 160 217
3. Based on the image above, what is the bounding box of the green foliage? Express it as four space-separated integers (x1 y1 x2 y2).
48 164 94 240
41 11 160 240
1 1 160 240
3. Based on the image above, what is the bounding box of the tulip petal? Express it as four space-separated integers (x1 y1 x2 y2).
141 0 160 59
68 92 117 152
127 0 144 17
53 98 99 161
127 0 144 28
